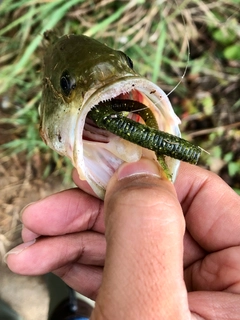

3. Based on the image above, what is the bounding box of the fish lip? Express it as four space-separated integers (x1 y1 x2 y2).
73 76 181 199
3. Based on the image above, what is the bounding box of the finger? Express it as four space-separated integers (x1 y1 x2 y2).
6 231 106 274
183 230 206 267
185 246 240 293
189 291 240 320
72 168 98 198
175 162 240 252
54 264 102 300
92 158 190 319
20 188 105 238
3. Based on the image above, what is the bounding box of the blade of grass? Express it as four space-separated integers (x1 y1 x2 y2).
0 0 29 14
151 17 166 83
85 2 131 37
13 0 84 75
0 6 39 36
19 4 36 49
0 0 84 94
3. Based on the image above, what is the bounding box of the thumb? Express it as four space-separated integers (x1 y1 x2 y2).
91 158 190 320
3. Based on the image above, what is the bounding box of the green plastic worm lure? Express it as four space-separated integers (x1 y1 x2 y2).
39 31 201 199
88 100 201 164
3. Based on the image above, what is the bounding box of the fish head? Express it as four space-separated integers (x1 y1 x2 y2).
39 31 181 199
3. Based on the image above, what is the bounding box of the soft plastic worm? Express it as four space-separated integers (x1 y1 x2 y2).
88 99 201 165
110 99 159 129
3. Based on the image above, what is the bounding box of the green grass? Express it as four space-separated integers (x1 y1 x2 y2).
0 0 239 191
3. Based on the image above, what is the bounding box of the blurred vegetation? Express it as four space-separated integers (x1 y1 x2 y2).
0 0 239 192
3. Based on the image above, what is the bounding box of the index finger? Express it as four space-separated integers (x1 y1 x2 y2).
175 162 240 252
21 188 105 237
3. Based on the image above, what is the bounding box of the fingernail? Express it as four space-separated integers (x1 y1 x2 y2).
19 202 36 222
118 158 163 180
4 239 36 263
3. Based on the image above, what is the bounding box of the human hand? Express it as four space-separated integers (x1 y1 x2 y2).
6 159 240 319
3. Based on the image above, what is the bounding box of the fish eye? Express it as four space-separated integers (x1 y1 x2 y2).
125 54 133 69
60 71 76 97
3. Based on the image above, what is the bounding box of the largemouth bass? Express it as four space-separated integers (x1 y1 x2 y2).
39 31 200 199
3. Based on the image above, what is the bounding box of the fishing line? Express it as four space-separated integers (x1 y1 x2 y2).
166 0 190 97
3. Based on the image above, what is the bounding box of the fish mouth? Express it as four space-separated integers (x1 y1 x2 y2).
72 76 181 199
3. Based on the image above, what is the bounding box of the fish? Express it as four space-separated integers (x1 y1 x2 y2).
39 30 200 199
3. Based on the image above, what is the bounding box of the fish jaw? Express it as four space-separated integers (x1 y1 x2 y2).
70 76 181 199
